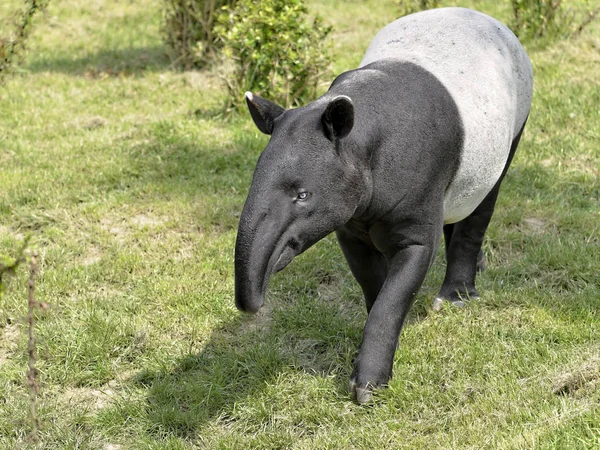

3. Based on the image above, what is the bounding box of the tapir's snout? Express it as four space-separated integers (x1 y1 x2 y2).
234 283 264 314
234 225 300 314
234 195 292 315
234 234 268 314
235 297 263 314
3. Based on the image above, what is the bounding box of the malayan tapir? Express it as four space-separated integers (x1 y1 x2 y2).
234 7 533 403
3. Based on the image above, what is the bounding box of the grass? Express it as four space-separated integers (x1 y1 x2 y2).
1 0 599 448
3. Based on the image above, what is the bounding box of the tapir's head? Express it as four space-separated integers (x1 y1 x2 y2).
235 92 366 313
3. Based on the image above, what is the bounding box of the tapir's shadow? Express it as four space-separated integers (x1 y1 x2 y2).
135 239 382 437
133 229 437 438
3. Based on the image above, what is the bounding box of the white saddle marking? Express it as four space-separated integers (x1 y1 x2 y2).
360 8 533 223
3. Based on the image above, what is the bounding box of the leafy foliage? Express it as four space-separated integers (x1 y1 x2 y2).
162 0 238 69
397 0 440 17
0 0 50 82
216 0 333 109
510 0 570 40
0 237 29 298
510 0 600 42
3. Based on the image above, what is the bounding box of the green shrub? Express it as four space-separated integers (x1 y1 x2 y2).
162 0 238 69
397 0 440 17
0 0 50 83
510 0 600 42
216 0 333 109
510 0 571 40
0 237 29 299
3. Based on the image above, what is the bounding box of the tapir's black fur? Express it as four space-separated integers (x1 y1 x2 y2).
234 8 532 403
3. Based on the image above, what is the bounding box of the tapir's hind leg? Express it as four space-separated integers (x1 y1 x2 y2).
433 120 527 311
444 224 485 270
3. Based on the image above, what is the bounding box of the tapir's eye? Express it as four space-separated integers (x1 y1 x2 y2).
296 191 309 202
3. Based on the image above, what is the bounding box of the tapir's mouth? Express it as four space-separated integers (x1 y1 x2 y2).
270 237 301 275
273 245 296 273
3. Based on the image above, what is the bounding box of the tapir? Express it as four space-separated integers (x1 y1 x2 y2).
234 7 533 403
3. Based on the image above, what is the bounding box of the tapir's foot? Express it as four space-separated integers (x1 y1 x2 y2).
431 296 464 311
432 285 480 312
349 379 375 404
349 362 391 404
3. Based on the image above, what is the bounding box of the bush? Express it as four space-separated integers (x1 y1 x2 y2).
162 0 238 69
0 237 29 299
510 0 571 40
216 0 333 109
510 0 600 42
0 0 50 83
397 0 440 17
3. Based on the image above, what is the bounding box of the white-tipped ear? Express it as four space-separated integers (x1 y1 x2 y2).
245 92 285 135
322 95 354 141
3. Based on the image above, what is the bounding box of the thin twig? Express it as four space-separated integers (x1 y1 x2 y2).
26 250 39 442
574 4 600 36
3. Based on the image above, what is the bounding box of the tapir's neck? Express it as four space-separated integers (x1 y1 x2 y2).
323 59 465 224
322 62 404 221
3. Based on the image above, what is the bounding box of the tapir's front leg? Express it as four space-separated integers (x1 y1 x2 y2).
336 227 388 313
349 242 436 403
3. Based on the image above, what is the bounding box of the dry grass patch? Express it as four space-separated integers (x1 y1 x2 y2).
0 323 20 365
73 115 109 130
553 350 600 396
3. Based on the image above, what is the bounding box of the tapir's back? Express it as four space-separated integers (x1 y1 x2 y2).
360 8 533 223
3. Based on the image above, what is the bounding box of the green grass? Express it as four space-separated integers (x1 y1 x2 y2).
1 0 599 448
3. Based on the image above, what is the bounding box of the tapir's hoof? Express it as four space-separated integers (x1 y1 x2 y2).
349 380 373 404
431 297 466 311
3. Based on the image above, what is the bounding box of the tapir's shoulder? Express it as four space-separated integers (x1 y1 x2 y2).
328 60 464 122
330 59 450 97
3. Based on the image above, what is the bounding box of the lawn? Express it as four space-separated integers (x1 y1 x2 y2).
1 0 599 448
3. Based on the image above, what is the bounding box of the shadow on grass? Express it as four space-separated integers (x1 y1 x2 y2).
135 259 367 438
26 45 171 76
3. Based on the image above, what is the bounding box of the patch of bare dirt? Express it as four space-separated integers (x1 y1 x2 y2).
172 244 194 261
61 386 116 411
184 70 221 91
74 116 109 130
81 245 103 266
0 323 20 365
239 302 273 335
553 353 600 396
522 217 551 234
130 214 165 228
0 225 25 241
100 213 166 239
539 154 599 177
317 277 341 302
100 217 127 244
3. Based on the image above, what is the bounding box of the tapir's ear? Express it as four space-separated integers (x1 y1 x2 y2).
322 95 354 141
245 92 285 135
